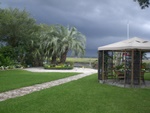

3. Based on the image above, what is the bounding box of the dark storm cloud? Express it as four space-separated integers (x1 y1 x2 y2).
1 0 150 57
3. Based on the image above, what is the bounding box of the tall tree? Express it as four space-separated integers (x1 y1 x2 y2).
58 25 86 63
0 8 37 47
43 25 61 64
38 25 86 64
31 24 61 65
0 8 39 65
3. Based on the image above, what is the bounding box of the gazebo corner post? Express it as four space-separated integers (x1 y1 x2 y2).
98 50 101 82
139 50 142 87
98 50 103 83
102 50 105 83
131 50 134 87
124 50 127 87
134 50 141 86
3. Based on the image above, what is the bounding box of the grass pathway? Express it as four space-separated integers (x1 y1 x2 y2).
0 71 96 102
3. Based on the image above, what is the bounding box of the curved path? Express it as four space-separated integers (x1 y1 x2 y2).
0 67 97 102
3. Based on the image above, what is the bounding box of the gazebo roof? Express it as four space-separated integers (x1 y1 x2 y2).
98 37 150 51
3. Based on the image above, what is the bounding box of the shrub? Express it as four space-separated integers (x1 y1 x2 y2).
144 62 150 72
0 54 14 66
0 46 15 60
92 60 98 69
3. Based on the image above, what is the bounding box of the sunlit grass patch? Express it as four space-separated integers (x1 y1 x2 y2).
0 69 79 92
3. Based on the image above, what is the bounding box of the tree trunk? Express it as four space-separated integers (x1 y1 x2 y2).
51 55 57 64
60 48 68 63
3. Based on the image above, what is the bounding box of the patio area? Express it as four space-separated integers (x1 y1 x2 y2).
100 79 150 88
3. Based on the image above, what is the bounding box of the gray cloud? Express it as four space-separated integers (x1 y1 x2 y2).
1 0 150 57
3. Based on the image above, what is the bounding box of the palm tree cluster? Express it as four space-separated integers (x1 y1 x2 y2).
32 24 86 66
0 8 86 67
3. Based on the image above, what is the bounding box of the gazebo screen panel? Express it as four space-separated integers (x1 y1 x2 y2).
103 51 113 80
133 50 141 84
98 49 148 86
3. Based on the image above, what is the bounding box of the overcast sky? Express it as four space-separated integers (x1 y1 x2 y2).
1 0 150 57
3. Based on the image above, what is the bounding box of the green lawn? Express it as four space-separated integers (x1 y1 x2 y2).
0 74 149 113
0 69 78 92
144 72 150 80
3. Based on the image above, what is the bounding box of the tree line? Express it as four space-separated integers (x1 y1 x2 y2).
0 8 86 67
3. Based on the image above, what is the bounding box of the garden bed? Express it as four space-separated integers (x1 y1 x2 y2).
44 64 73 70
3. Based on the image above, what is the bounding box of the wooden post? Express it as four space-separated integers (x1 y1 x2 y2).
124 50 126 87
98 51 101 81
102 50 105 82
98 51 100 81
131 50 134 87
139 50 142 86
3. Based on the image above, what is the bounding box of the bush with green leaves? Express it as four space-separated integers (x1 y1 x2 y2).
92 60 98 69
0 54 14 66
0 46 15 59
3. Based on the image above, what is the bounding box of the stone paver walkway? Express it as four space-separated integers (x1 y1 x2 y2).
0 68 97 102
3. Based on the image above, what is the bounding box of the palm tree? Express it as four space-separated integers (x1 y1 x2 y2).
37 24 61 64
58 25 86 63
42 25 61 64
31 24 86 65
29 24 52 66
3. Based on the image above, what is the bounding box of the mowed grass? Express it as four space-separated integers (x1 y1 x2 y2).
0 74 150 113
144 72 150 80
0 69 79 92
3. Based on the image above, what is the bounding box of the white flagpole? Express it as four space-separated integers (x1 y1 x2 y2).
127 21 130 39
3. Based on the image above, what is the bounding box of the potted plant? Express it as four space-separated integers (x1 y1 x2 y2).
114 64 124 71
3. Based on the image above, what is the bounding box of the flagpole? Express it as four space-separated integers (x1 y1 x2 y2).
127 21 130 39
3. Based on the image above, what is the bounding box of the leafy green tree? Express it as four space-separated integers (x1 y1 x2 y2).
0 7 86 66
0 8 37 47
0 8 39 65
134 0 150 9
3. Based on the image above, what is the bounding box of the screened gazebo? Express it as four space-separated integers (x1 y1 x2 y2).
98 37 150 87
